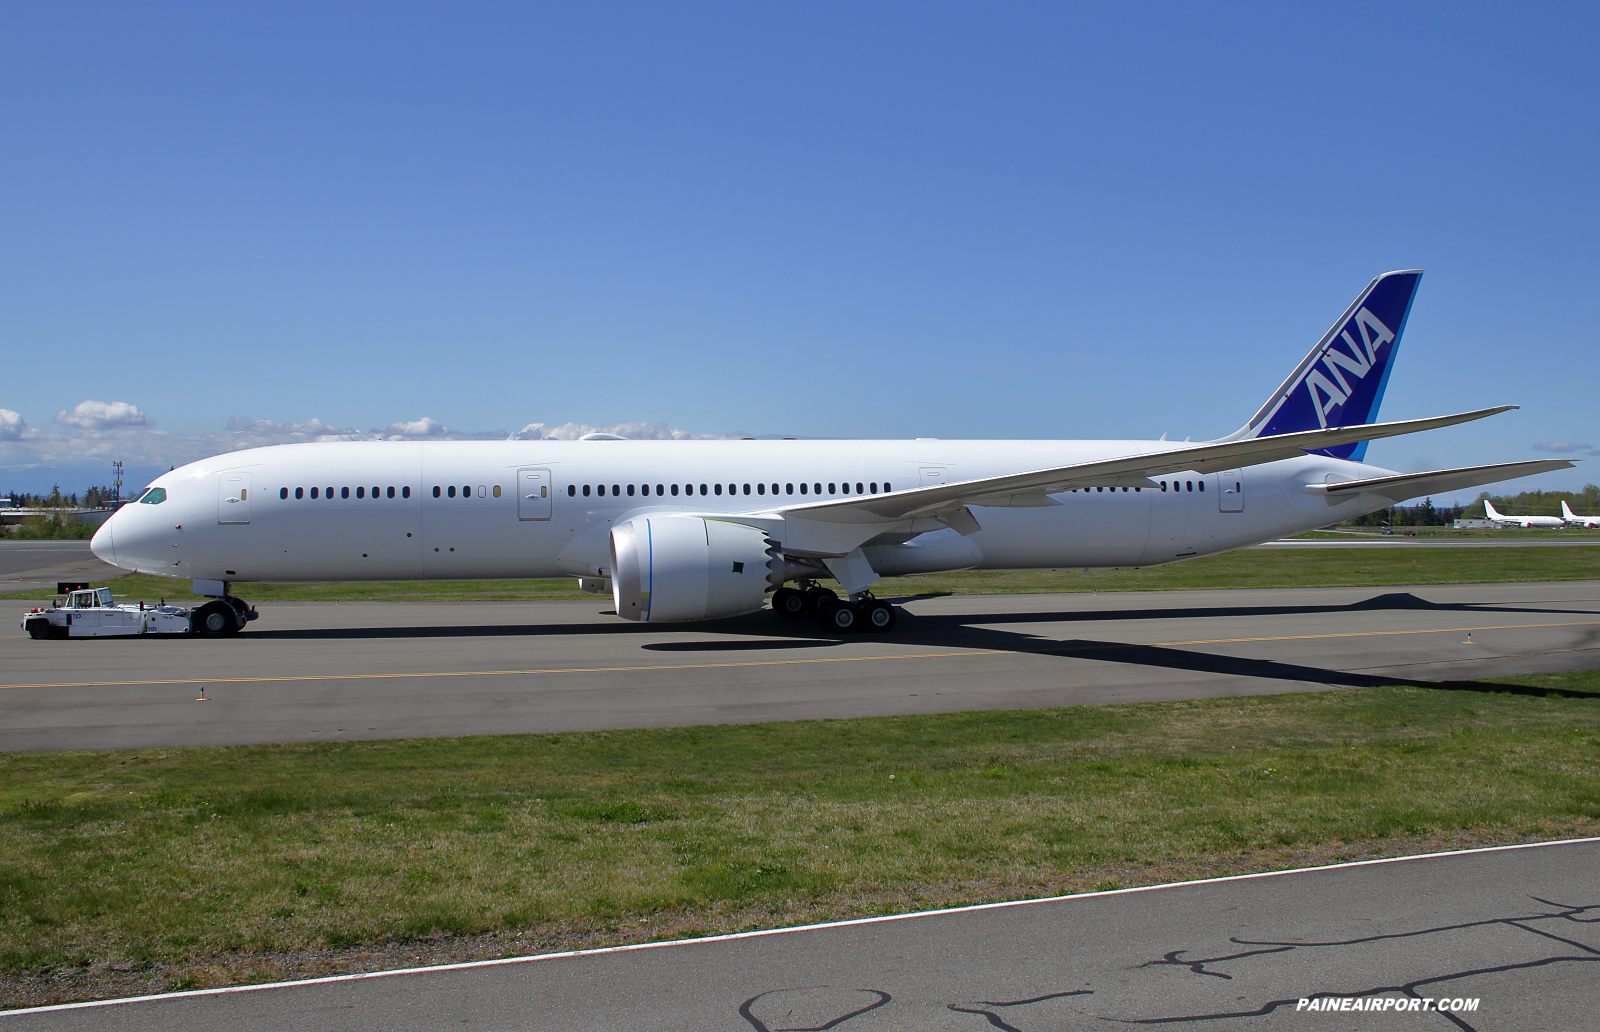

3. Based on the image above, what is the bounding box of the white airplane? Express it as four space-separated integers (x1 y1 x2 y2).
1561 500 1600 528
90 270 1575 636
1483 500 1566 529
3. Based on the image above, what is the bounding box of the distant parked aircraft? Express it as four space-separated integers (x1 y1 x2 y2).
1483 500 1566 529
1561 500 1600 528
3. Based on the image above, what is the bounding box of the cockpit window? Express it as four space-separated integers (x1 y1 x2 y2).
128 487 151 503
140 487 168 504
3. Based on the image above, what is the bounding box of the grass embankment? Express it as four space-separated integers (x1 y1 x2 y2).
3 673 1597 1002
82 545 1600 604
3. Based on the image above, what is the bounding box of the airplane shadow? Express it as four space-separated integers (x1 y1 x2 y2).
235 591 1600 698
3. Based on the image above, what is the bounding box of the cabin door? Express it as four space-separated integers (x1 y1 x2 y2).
518 468 552 520
219 472 251 524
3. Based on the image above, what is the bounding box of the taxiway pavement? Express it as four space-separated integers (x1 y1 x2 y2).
6 838 1594 1030
3 581 1597 752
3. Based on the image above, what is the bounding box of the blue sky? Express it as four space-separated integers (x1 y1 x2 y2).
2 3 1596 498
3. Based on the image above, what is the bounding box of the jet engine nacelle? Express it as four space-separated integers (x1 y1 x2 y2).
610 516 781 622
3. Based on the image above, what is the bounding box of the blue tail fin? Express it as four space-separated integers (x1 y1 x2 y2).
1236 270 1422 460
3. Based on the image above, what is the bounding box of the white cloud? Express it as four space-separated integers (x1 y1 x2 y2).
515 420 739 441
1533 441 1593 454
225 416 362 440
1 410 741 481
55 400 151 430
382 416 449 438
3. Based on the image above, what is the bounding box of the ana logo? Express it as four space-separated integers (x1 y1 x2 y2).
1301 307 1395 427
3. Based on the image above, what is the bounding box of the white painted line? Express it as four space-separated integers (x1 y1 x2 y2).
5 835 1597 1016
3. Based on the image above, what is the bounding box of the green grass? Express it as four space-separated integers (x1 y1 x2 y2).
69 545 1600 604
2 672 1597 995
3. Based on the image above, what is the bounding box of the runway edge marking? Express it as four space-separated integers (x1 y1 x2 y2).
6 836 1598 1016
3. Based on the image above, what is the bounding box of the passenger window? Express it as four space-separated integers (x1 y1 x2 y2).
448 486 457 498
656 484 664 495
583 485 591 496
389 486 396 498
1186 481 1193 492
700 484 708 495
433 486 441 498
1097 487 1103 493
568 484 576 496
338 487 346 499
828 483 836 494
1199 481 1205 492
311 487 320 499
728 483 736 495
402 486 410 498
628 484 636 496
280 487 288 500
841 482 849 494
743 484 751 495
465 485 472 497
494 485 502 498
295 487 304 499
786 483 794 495
756 483 765 495
714 483 723 495
357 487 365 499
326 487 333 499
799 483 807 495
870 483 878 493
856 482 864 494
670 484 679 496
1160 481 1166 491
612 485 620 496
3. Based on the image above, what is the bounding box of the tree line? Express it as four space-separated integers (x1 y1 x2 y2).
2 485 121 509
1343 483 1600 527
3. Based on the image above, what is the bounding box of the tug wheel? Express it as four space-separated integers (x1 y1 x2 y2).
192 601 238 637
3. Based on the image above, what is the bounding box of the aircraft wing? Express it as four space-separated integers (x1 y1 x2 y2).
1303 459 1577 503
774 405 1517 526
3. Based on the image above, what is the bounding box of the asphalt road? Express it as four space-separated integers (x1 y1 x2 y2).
0 541 124 595
3 581 1598 752
7 839 1594 1030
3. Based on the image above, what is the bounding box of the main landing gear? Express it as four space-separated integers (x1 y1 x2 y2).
190 595 259 638
772 581 897 633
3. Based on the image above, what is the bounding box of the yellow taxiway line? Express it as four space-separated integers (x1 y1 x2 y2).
3 618 1597 691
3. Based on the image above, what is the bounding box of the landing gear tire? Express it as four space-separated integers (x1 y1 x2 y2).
772 587 808 618
863 600 897 632
192 601 239 637
802 585 837 610
817 598 859 633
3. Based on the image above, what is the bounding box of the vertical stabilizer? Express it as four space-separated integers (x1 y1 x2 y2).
1234 270 1423 460
1485 500 1503 521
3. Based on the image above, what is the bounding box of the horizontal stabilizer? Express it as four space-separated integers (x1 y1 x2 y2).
1307 459 1577 503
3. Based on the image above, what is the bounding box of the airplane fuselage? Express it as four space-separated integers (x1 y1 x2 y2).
94 439 1387 587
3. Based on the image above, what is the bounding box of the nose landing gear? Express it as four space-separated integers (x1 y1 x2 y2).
190 595 259 637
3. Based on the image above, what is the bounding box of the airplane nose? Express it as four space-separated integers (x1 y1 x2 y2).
90 518 115 564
